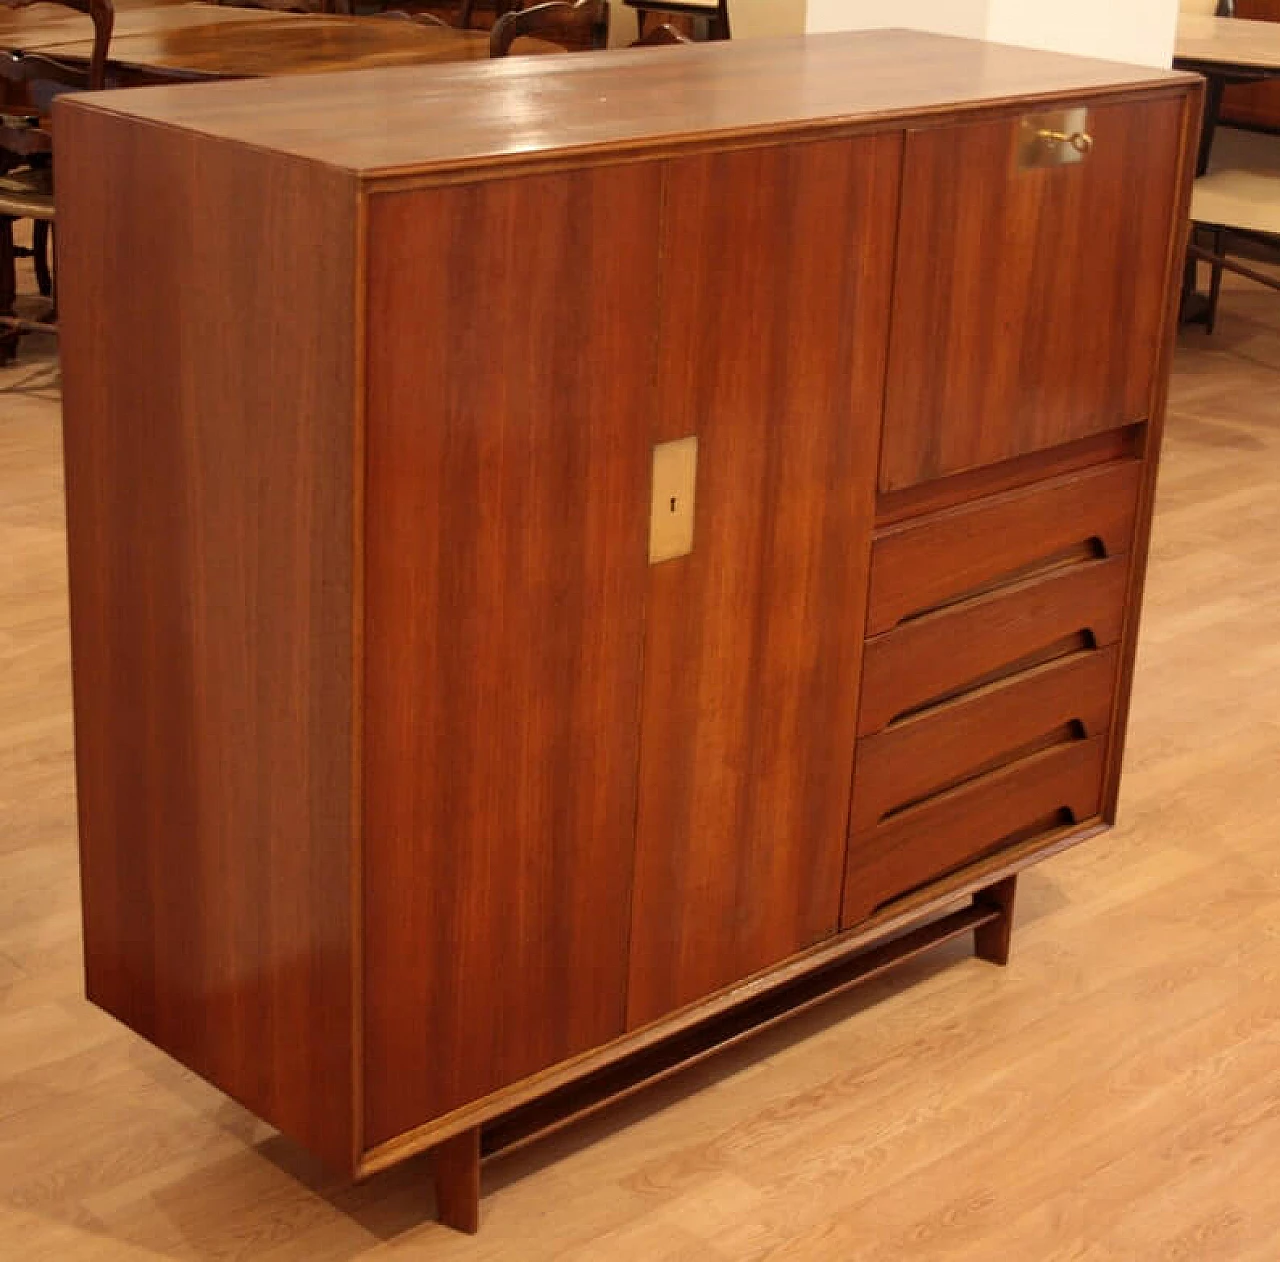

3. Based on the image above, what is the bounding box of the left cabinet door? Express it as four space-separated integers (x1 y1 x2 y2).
361 167 662 1147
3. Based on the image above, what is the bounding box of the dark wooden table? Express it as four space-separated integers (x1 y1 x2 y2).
1175 14 1280 171
2 3 506 81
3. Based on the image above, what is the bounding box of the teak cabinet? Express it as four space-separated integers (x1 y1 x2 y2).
55 31 1201 1232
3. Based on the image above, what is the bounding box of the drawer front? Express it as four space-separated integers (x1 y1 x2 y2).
842 737 1107 927
879 95 1186 491
859 554 1129 737
851 644 1118 834
867 460 1143 637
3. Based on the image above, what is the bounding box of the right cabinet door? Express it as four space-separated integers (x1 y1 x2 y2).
625 135 902 1029
879 95 1186 493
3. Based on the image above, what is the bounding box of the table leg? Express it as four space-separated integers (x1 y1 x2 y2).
1197 73 1226 176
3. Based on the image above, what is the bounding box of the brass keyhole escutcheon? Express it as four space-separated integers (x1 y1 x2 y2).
650 437 698 563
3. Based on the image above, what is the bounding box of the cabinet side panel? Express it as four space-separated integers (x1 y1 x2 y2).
880 94 1185 491
361 167 659 1145
626 135 903 1028
56 104 359 1172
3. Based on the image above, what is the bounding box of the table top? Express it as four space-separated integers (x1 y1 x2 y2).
59 29 1198 179
3 3 499 80
1176 14 1280 74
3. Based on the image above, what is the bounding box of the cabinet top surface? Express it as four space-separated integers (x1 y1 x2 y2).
59 29 1197 179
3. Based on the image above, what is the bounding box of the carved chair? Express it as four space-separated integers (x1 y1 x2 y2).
630 21 690 44
214 0 337 13
1 0 113 356
377 7 450 23
490 0 609 55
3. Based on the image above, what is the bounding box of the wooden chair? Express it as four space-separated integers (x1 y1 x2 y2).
376 8 450 24
625 0 727 41
1189 125 1280 332
490 0 609 55
214 0 335 13
0 0 113 357
630 21 690 44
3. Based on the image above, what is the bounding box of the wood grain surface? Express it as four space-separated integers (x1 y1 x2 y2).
858 556 1131 737
843 738 1107 927
866 459 1143 636
22 10 495 80
2 272 1279 1255
850 645 1119 834
880 96 1186 490
54 29 1197 177
54 108 361 1172
624 135 901 1028
360 166 660 1145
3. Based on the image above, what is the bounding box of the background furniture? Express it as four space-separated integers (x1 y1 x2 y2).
55 31 1199 1234
631 19 688 43
490 0 608 54
0 0 112 358
1188 125 1280 329
1219 0 1280 128
625 0 726 40
1176 7 1280 169
1 5 502 81
1175 8 1280 326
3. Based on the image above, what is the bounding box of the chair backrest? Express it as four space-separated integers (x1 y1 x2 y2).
214 0 331 12
630 22 691 46
0 0 114 91
490 0 610 56
1179 0 1235 15
377 8 450 25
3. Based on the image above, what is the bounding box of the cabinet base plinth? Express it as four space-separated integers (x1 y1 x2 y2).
424 881 1018 1232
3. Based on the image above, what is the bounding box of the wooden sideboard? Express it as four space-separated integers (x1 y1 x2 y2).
55 32 1200 1233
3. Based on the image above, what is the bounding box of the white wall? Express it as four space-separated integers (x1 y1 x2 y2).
806 0 987 39
985 0 1178 68
732 0 808 39
805 0 1179 67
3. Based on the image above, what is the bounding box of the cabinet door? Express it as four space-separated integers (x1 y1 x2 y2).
625 136 903 1029
361 167 660 1146
879 95 1186 491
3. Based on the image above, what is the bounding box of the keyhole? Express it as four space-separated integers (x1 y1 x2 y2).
670 496 678 514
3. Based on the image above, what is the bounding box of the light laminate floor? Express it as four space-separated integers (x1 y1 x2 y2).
1 278 1279 1259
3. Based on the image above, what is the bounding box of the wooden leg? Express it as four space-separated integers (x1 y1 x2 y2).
432 1127 481 1234
33 220 52 299
0 217 17 365
1207 227 1226 336
973 875 1018 967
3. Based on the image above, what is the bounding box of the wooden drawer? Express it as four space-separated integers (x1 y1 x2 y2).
851 644 1117 834
842 737 1106 927
858 554 1129 737
866 460 1143 637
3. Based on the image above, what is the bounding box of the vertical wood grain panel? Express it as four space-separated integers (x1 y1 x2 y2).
361 166 659 1145
56 109 359 1172
880 95 1185 491
625 135 902 1029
